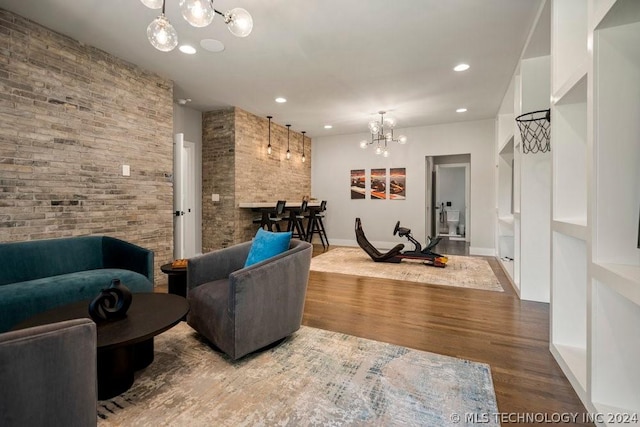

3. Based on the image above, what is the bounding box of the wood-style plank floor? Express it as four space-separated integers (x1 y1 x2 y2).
157 239 592 424
303 242 593 425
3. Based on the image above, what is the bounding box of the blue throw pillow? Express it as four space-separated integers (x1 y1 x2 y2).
244 228 292 267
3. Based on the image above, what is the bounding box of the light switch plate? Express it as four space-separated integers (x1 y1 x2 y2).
122 164 130 176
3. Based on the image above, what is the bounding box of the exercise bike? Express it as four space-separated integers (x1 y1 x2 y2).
355 218 448 268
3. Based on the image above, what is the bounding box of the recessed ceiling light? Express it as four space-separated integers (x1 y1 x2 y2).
454 63 470 72
275 97 287 103
324 125 333 129
456 108 468 113
179 45 197 54
200 39 225 53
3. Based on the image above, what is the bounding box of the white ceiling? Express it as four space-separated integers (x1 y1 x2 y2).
0 0 544 137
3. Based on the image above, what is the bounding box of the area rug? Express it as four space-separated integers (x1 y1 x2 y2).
310 247 503 292
98 323 499 426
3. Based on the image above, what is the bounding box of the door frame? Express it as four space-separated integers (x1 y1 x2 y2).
173 133 197 259
425 156 434 240
434 162 470 242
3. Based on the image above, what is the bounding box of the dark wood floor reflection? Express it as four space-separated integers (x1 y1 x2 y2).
434 236 470 255
303 244 592 425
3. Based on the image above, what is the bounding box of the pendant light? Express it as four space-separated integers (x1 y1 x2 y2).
301 131 306 163
142 0 253 52
147 0 178 52
179 0 214 27
141 0 163 8
286 124 291 160
267 116 272 155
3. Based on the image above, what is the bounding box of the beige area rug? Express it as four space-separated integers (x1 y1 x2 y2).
98 323 499 426
310 247 503 292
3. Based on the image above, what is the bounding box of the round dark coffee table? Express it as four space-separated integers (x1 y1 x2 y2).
14 293 189 400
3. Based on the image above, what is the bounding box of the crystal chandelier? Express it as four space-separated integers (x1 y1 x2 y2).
359 111 407 157
141 0 253 52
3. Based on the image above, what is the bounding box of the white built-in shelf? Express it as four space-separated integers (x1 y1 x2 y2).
499 134 514 155
592 263 640 307
595 0 640 30
513 211 520 219
551 231 587 391
594 15 640 268
552 218 588 241
593 403 639 426
498 215 514 226
552 64 587 105
498 257 514 285
591 0 617 30
551 344 587 396
552 0 588 95
592 281 640 418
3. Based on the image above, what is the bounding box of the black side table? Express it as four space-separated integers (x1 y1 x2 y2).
160 263 187 298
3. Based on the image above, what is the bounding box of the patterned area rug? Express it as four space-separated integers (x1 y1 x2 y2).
310 247 503 292
98 323 499 426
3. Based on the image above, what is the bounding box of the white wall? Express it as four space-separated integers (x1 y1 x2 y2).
173 104 203 254
312 119 496 255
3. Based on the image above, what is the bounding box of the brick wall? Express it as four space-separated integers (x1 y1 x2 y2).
201 108 235 252
202 107 311 250
0 10 174 285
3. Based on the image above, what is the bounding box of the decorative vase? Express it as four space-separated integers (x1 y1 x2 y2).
88 278 133 322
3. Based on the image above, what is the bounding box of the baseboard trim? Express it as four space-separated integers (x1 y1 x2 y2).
470 247 496 256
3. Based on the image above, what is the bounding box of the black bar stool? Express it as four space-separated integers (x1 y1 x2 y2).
286 200 308 240
252 200 286 231
305 200 329 248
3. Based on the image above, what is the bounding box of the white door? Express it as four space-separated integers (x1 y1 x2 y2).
173 134 197 259
425 156 434 240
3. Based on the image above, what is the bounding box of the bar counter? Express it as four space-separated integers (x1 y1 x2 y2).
238 201 320 209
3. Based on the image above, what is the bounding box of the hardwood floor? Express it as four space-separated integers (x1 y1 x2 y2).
303 244 592 425
157 242 591 424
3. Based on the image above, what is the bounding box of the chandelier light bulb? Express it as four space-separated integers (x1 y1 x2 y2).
141 0 163 9
398 135 407 144
383 149 390 158
375 146 382 155
179 0 214 27
383 116 396 128
147 14 178 52
225 8 254 37
368 121 380 135
359 140 368 149
385 132 393 142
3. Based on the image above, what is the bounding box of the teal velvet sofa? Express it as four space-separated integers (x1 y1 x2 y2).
0 236 154 332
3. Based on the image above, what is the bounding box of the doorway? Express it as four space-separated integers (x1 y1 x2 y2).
174 133 197 259
425 155 470 243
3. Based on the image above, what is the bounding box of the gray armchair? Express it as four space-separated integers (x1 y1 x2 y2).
187 239 313 360
0 319 97 427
